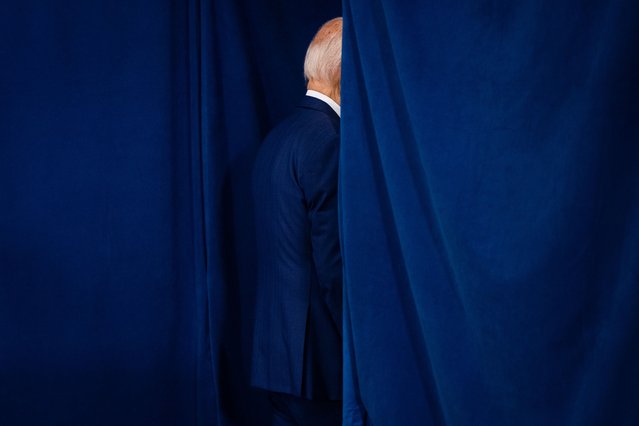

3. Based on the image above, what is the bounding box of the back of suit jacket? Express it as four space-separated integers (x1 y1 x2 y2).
251 96 342 401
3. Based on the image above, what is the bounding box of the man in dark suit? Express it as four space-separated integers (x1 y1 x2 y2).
251 18 343 426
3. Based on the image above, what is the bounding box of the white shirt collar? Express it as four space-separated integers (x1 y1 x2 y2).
305 90 341 117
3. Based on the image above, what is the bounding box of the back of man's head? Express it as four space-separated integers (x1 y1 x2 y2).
304 18 343 91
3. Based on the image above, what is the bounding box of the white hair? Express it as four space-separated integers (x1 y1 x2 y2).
303 18 343 86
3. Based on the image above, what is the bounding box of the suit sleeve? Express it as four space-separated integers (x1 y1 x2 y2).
299 136 342 335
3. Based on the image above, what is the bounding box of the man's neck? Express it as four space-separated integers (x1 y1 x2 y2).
307 81 340 105
306 90 341 117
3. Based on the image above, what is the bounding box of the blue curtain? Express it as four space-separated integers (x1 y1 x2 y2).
1 2 204 424
0 1 338 425
341 1 639 425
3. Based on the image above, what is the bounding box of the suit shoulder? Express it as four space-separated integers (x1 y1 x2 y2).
257 108 339 176
270 108 338 142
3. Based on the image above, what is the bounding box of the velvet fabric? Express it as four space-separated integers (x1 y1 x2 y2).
340 1 639 425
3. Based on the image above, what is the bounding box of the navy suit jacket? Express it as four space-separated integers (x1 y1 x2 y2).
251 96 342 401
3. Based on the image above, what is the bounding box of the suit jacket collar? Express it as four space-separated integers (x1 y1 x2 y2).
297 95 341 129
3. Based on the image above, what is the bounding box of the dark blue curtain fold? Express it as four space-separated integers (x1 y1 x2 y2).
340 1 639 425
0 1 208 425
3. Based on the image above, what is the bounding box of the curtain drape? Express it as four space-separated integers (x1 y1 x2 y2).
340 1 639 425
